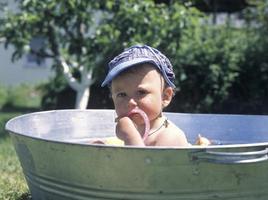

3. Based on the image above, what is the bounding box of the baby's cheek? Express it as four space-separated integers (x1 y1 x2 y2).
141 100 162 118
114 104 126 117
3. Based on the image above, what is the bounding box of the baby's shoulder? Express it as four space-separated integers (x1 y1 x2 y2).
167 120 186 135
155 121 189 146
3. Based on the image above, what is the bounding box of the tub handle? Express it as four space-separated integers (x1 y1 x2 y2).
191 148 268 164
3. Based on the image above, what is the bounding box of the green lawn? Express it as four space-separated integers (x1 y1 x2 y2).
0 112 31 200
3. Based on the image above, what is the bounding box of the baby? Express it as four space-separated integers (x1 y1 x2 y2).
101 45 190 146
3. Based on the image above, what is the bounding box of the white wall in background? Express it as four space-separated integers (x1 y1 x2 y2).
0 44 54 86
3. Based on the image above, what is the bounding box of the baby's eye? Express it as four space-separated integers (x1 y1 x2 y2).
137 89 148 96
116 92 127 98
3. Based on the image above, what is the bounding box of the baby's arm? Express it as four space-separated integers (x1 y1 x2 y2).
116 116 145 146
115 107 150 146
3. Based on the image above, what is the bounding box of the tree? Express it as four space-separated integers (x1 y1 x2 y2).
0 0 191 109
0 1 107 109
0 0 197 109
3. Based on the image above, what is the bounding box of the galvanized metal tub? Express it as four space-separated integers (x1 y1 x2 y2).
5 109 268 200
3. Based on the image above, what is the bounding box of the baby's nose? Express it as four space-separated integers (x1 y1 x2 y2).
128 98 138 108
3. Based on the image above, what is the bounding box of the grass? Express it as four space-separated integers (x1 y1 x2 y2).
0 84 43 199
0 112 32 200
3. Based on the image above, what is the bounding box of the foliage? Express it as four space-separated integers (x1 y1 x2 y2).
101 2 194 47
223 0 268 114
169 25 249 112
93 1 202 78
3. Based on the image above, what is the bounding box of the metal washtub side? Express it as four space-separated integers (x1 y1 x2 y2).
5 109 268 200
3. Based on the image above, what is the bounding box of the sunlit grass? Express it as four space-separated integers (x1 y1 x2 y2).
0 112 31 200
0 84 42 199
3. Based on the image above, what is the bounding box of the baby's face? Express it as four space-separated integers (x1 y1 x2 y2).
111 64 171 124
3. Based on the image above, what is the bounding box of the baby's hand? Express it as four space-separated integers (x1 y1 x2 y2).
87 138 106 144
116 116 144 146
195 134 211 146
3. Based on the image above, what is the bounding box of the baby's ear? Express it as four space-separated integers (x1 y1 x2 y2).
162 87 174 108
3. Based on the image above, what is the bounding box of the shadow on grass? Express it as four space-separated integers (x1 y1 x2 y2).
16 193 32 200
1 105 40 113
0 114 16 139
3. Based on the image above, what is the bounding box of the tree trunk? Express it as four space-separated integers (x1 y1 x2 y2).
75 86 90 109
60 57 94 110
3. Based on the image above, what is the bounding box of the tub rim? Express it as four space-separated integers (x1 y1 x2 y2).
5 109 268 150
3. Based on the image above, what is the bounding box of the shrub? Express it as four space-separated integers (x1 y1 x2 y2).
1 84 41 111
39 74 76 110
